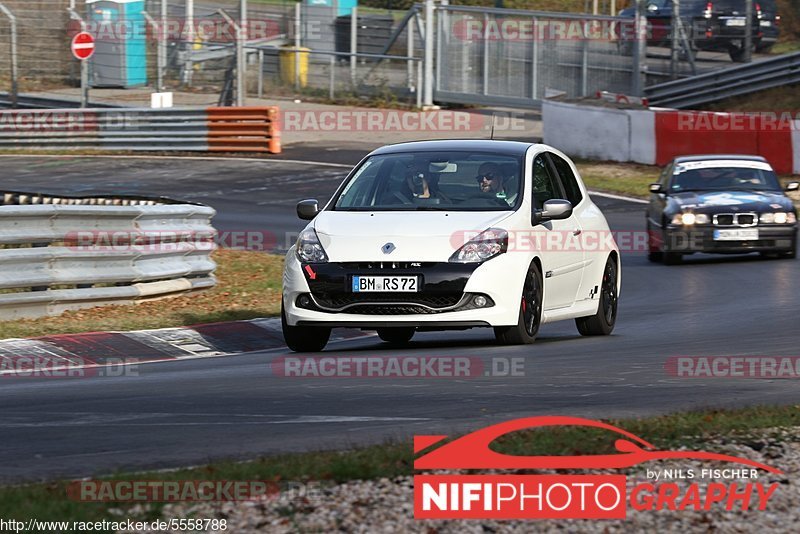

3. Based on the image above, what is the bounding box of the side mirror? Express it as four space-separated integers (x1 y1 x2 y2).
297 199 320 220
533 199 573 225
649 183 664 194
786 182 799 192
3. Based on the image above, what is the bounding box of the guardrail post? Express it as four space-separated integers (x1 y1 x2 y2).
423 0 435 107
329 54 335 100
67 7 89 108
258 49 264 98
632 0 647 96
0 3 18 108
350 7 358 86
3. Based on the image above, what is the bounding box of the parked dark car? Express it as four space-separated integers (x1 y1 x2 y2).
646 155 799 264
619 0 763 62
755 0 780 53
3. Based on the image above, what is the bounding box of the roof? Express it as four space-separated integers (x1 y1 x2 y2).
672 154 768 164
368 140 536 157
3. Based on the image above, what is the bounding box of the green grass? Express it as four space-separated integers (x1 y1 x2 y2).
0 404 797 529
576 161 660 199
0 249 284 340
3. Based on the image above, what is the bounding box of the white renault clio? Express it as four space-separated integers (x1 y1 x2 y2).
282 140 620 352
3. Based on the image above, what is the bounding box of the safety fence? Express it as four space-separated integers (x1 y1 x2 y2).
0 106 281 153
543 99 800 175
0 192 217 320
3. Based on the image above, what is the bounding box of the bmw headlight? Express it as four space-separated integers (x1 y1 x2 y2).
760 212 797 224
449 228 508 263
671 213 709 225
295 228 329 263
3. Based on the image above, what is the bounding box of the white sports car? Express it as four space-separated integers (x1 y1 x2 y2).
282 140 620 352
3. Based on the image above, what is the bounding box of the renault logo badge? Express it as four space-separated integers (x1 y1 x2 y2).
382 243 396 254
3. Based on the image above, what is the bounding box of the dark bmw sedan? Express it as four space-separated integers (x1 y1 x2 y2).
646 155 799 264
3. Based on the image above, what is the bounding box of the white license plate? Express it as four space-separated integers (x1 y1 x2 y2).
760 21 772 27
352 275 419 293
713 229 759 241
726 18 746 27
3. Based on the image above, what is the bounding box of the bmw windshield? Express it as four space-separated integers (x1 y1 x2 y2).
669 165 782 193
333 151 523 211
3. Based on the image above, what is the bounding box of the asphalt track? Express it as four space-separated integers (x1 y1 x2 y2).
1 153 799 483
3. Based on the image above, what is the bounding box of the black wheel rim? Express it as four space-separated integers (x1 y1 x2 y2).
602 260 618 325
521 269 541 337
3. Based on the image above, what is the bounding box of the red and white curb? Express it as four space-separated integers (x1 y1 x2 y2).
0 319 369 377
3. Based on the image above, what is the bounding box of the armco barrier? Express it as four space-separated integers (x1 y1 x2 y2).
0 192 217 320
0 106 281 154
543 100 799 175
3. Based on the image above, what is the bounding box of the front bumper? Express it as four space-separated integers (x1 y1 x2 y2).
282 251 526 328
664 225 797 254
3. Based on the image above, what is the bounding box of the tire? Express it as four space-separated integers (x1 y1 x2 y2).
576 256 618 336
662 230 682 265
495 262 543 345
377 327 415 345
729 46 747 62
281 301 331 352
663 251 683 265
646 222 662 263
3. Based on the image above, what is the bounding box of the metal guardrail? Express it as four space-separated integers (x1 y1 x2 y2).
0 106 282 153
0 192 217 320
644 52 800 109
0 93 123 110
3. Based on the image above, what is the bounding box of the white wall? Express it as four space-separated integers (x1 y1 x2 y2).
542 101 656 165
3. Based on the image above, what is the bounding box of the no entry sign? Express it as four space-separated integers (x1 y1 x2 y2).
71 32 95 61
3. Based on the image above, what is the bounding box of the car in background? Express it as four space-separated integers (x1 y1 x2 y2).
619 0 763 62
755 0 780 53
646 155 799 264
281 140 621 352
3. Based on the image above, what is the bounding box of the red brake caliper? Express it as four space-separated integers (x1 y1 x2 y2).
521 296 526 312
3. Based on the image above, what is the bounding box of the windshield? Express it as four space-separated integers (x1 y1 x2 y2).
669 166 782 193
334 151 523 211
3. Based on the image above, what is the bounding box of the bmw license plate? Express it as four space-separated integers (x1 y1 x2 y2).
352 276 419 292
726 18 746 27
713 229 759 241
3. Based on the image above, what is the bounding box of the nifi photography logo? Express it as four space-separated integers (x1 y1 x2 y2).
413 416 782 520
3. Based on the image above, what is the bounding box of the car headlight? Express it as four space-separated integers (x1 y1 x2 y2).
449 228 508 263
760 212 797 224
671 213 709 225
295 228 329 263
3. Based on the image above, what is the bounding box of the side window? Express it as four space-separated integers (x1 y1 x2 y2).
531 155 563 208
549 154 583 206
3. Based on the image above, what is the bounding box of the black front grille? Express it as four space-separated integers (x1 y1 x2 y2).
340 262 437 270
313 293 463 310
737 214 755 226
298 292 495 315
716 214 734 226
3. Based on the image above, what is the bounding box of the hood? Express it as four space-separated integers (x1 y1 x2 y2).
312 210 513 262
668 190 794 213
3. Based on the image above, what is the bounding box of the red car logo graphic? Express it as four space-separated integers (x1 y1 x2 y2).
414 416 782 474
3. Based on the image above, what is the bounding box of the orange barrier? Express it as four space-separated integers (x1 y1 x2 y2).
206 106 281 154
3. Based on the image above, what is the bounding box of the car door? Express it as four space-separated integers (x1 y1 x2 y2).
531 153 583 310
547 152 591 301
